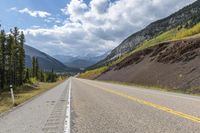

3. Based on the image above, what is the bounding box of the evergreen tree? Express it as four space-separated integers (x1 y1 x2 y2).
40 70 45 82
0 29 6 90
7 34 14 87
10 27 20 86
51 68 54 82
0 24 60 92
0 25 26 91
32 56 36 77
35 57 39 79
25 68 30 83
19 31 25 85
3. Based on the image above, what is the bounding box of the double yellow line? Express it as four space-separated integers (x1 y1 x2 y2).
82 80 200 123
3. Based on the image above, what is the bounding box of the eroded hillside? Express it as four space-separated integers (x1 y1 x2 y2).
97 37 200 93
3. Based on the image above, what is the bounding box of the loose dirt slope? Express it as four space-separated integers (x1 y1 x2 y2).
97 37 200 93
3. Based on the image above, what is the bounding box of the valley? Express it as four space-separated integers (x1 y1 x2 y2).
1 0 200 133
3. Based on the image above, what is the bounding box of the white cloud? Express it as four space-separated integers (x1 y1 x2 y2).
90 0 110 14
24 0 196 57
44 17 62 24
31 25 40 29
18 8 51 18
10 7 17 11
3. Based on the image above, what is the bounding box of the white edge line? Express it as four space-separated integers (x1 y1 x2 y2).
64 78 71 133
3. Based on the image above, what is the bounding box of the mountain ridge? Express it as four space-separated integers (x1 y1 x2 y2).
95 0 200 67
96 36 200 93
25 45 79 72
53 51 110 69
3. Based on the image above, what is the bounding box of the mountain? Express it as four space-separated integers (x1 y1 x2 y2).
95 0 200 67
54 51 110 69
65 59 95 69
79 0 200 93
96 37 200 93
25 45 79 72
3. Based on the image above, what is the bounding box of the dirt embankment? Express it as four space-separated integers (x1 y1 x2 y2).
97 38 200 94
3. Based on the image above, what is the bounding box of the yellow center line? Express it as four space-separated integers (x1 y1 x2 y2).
81 80 200 123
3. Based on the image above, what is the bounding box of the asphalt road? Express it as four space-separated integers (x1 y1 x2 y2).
0 80 70 133
0 78 200 133
71 78 200 133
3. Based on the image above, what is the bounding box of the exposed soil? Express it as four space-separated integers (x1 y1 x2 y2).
97 37 200 94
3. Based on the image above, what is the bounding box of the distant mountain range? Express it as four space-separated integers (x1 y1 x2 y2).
54 51 110 70
25 45 79 72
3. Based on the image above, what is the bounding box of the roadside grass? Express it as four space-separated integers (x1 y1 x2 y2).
99 80 200 96
0 80 65 113
78 22 200 79
78 66 108 79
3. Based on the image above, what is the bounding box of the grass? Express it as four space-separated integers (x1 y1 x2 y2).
136 22 200 52
78 66 108 79
79 22 200 79
0 80 65 113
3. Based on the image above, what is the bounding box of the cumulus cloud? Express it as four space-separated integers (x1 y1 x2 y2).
18 8 51 18
24 0 196 57
90 0 110 14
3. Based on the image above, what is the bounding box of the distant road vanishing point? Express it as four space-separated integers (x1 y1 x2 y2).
0 78 200 133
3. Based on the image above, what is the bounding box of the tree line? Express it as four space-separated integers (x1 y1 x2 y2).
0 26 58 93
26 56 57 83
0 26 25 92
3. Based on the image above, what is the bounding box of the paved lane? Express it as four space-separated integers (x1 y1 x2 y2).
0 80 70 133
1 78 200 133
71 78 200 133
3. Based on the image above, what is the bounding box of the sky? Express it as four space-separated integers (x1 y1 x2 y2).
0 0 196 57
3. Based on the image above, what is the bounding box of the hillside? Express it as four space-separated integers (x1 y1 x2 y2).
93 0 200 68
79 0 200 93
96 37 200 93
25 45 79 72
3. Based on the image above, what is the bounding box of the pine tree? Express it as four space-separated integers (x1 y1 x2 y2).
25 68 30 83
0 29 6 90
19 31 25 85
0 25 26 91
32 56 36 77
51 68 54 82
7 34 14 88
11 27 20 86
35 57 39 79
40 70 45 82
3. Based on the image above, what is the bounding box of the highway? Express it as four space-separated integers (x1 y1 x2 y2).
0 80 69 133
0 78 200 133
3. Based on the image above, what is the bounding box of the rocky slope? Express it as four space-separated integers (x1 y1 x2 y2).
97 37 200 93
95 0 200 67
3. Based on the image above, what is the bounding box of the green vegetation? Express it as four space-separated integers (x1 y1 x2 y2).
29 56 58 83
79 66 108 79
0 25 68 113
136 22 200 52
0 26 25 91
0 25 63 91
79 22 200 79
